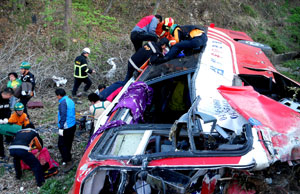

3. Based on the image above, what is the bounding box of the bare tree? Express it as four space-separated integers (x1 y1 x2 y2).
63 0 71 34
152 0 161 15
104 0 114 15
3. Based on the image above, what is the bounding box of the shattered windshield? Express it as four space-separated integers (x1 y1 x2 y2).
139 53 200 83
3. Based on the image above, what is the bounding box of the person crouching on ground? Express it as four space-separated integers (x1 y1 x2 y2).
123 37 169 82
8 102 30 128
9 126 45 187
55 88 76 173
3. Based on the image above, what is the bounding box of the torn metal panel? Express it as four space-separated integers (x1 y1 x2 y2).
218 85 300 163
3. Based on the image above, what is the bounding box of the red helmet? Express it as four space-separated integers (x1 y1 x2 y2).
163 17 174 30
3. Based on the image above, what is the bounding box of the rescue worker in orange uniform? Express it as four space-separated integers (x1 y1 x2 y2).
8 102 30 128
156 17 176 47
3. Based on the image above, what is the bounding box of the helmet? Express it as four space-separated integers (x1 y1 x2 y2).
20 61 31 70
82 47 91 54
14 102 24 111
163 17 174 30
169 24 178 36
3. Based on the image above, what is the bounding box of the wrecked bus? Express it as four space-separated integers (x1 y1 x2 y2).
72 25 300 194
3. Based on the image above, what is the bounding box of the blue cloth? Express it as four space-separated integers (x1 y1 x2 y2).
99 81 125 100
58 96 76 129
9 96 17 109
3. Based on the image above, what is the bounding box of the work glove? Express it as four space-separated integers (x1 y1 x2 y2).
58 129 64 136
2 119 8 124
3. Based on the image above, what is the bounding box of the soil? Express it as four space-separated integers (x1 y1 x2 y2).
0 94 90 194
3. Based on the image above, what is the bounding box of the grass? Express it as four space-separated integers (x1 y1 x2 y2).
39 168 77 194
281 59 300 70
251 29 288 54
241 3 257 18
0 166 5 177
279 59 300 83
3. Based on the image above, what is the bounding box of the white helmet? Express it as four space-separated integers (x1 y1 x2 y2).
82 47 90 54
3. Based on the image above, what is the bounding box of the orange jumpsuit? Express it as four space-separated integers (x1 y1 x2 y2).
8 112 30 127
156 22 177 46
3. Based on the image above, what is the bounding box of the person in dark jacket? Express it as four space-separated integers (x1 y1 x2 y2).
55 88 76 173
0 87 14 162
131 15 162 51
124 37 169 82
159 24 208 62
9 127 45 186
72 47 96 97
19 61 35 116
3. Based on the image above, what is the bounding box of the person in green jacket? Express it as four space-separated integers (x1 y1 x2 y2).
7 72 22 108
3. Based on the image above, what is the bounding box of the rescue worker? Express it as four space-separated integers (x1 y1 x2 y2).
124 37 169 82
20 61 35 115
0 87 14 162
130 15 162 51
156 17 177 47
72 48 96 97
8 102 30 128
159 24 208 62
55 88 76 173
9 126 45 187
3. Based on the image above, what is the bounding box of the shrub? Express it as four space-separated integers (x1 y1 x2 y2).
241 3 257 18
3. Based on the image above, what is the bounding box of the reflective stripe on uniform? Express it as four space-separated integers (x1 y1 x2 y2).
169 40 176 46
129 58 143 71
9 145 30 150
159 31 166 37
148 42 157 53
74 64 88 78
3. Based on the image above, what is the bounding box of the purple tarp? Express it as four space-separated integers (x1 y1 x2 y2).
112 81 153 123
86 81 153 150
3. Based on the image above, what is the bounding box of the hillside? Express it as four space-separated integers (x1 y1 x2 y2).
0 0 299 93
0 0 299 193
